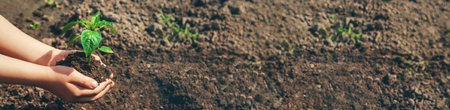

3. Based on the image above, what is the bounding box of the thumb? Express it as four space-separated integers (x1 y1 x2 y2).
69 72 98 89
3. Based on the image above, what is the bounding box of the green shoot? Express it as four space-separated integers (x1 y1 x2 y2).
330 14 336 20
243 68 250 74
158 13 199 44
405 68 414 75
62 12 115 65
244 61 265 70
281 41 295 53
404 60 428 75
45 0 56 6
443 29 450 36
44 0 62 7
320 26 362 43
319 28 334 40
29 22 40 30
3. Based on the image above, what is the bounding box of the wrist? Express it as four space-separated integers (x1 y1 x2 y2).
34 66 70 88
30 66 58 88
33 48 62 66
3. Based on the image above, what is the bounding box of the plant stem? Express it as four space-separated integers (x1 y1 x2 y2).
88 55 91 65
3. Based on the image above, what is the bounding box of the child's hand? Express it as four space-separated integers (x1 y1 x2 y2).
39 66 115 102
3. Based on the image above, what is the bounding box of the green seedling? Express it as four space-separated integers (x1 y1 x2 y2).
281 41 295 53
330 14 336 20
319 28 334 40
404 60 428 75
405 68 415 75
158 13 175 39
158 13 199 43
44 0 62 7
346 27 362 43
320 26 362 43
443 29 450 36
184 26 199 43
29 22 40 30
62 12 115 65
244 61 265 70
243 68 250 74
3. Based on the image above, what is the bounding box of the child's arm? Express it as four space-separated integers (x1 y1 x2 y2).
0 14 64 66
0 53 114 102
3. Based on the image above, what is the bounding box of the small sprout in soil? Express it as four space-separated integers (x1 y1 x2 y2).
45 0 62 8
403 60 428 75
320 26 362 43
243 68 250 74
244 61 265 70
281 41 295 53
62 12 116 64
29 22 40 30
45 0 57 6
157 13 199 44
443 29 450 36
330 14 337 20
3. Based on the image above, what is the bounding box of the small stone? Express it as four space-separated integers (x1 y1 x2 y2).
182 17 191 26
440 77 448 83
254 94 266 103
311 23 325 33
324 39 335 47
148 23 162 32
316 85 321 89
414 88 422 95
160 39 171 46
104 12 120 22
408 98 415 105
228 5 246 15
345 17 355 26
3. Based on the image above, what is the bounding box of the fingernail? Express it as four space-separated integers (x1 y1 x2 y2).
91 81 98 88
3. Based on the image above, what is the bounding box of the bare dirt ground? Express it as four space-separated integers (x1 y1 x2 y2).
0 0 449 109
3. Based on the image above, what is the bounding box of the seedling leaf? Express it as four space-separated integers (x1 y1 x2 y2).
98 46 114 53
62 21 80 34
98 20 116 33
91 12 101 26
79 20 90 27
67 35 80 47
444 29 450 36
107 25 116 33
29 22 40 30
100 20 114 26
80 30 101 58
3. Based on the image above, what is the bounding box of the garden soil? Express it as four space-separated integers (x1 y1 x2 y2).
0 0 449 109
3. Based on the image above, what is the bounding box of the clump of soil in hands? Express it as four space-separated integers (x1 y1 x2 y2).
56 52 111 82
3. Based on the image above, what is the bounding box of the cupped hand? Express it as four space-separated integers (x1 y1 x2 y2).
40 66 115 102
46 49 105 66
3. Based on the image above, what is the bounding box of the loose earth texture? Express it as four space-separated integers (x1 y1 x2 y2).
0 0 449 109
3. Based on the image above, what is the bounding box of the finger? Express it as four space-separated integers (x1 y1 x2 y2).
60 50 79 58
91 54 106 67
62 50 78 55
110 81 115 87
78 79 112 96
50 50 78 66
72 50 84 53
69 71 98 89
109 73 114 79
74 84 112 102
